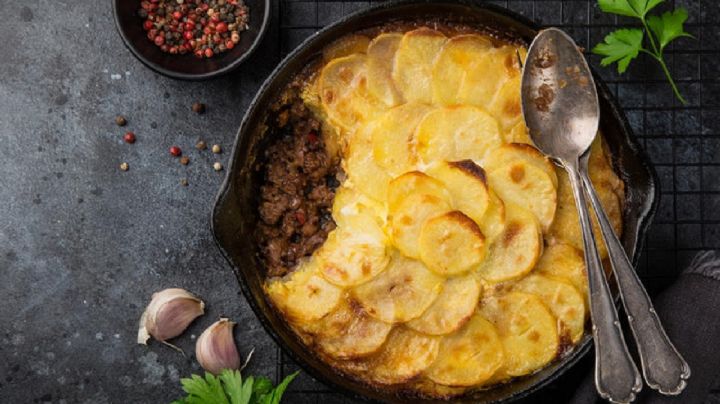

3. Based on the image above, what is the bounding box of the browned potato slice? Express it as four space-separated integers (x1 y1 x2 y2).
484 144 558 231
343 121 392 202
319 54 384 132
392 28 447 104
480 292 559 377
406 275 481 335
418 211 487 276
367 33 403 107
426 160 490 225
352 252 444 323
371 103 432 176
431 34 494 106
488 75 522 132
478 190 507 240
332 184 387 228
425 314 504 386
317 213 390 287
265 259 343 323
387 171 451 211
478 205 542 283
367 327 441 384
535 243 588 308
515 274 586 343
322 34 371 61
302 299 394 359
505 121 533 145
390 193 452 258
415 105 503 163
548 170 622 259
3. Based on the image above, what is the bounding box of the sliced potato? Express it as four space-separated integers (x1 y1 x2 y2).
431 34 495 106
483 143 558 187
407 275 481 335
308 299 394 359
265 259 343 323
319 54 383 132
352 252 444 323
371 103 432 176
343 121 392 202
392 28 447 104
390 192 452 258
480 292 559 377
515 274 586 343
387 171 451 211
478 205 542 283
367 327 440 384
535 242 588 307
367 33 403 107
322 34 371 61
488 75 522 132
588 136 625 204
332 184 386 228
415 105 503 163
426 160 490 225
425 314 504 386
317 213 390 287
505 121 533 145
418 211 487 276
478 190 506 241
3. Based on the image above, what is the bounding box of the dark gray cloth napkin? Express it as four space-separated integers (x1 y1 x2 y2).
569 251 720 404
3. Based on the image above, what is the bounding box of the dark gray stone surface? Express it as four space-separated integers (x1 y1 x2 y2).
0 0 717 403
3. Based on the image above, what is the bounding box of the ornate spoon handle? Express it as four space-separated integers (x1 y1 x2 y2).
579 155 690 395
565 158 642 403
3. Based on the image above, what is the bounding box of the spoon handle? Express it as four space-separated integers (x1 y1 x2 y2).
579 158 690 396
565 160 642 403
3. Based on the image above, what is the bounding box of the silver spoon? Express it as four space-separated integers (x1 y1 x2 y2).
521 27 642 403
522 27 691 402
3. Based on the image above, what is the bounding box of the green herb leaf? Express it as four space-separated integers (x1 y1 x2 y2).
257 372 299 404
592 28 645 73
598 0 664 18
173 370 298 404
178 373 231 404
647 8 693 50
251 377 274 398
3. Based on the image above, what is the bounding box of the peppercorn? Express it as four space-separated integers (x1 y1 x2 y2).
115 115 127 126
180 178 189 186
213 162 223 171
170 146 182 157
180 156 190 165
192 102 206 114
123 132 137 144
120 162 129 171
212 144 221 154
196 140 207 150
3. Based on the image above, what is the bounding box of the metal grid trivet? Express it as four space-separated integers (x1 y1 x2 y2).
271 1 720 401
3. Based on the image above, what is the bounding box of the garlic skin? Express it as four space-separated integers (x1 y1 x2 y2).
196 318 241 374
137 288 205 345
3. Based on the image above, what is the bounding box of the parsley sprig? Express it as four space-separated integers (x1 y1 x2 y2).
171 369 299 404
592 0 693 104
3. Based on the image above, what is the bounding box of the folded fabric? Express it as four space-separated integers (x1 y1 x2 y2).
569 251 720 404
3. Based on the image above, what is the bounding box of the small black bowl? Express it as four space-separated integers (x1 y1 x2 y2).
112 0 270 80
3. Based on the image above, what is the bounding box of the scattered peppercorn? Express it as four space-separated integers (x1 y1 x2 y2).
139 0 250 59
124 132 137 144
180 156 190 165
192 102 206 114
212 144 222 154
180 178 189 186
196 140 207 150
120 162 129 171
213 162 223 171
170 146 182 157
115 115 127 126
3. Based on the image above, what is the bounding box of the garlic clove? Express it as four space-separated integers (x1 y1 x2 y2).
137 288 205 345
196 318 241 375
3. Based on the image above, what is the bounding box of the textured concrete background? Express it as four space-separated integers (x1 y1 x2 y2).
0 0 716 403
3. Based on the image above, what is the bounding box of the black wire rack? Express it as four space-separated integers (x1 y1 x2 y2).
270 1 720 402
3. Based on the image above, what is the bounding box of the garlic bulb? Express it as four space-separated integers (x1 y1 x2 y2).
196 318 241 374
137 288 205 345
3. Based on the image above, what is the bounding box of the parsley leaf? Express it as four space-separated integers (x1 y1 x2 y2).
647 8 693 50
172 370 298 404
593 29 644 73
592 0 693 104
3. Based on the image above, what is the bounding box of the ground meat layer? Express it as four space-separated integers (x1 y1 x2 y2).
257 99 339 277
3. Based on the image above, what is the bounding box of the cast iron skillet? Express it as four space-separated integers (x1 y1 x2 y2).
211 1 658 402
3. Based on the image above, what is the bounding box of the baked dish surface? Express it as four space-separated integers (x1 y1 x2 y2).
258 23 625 399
